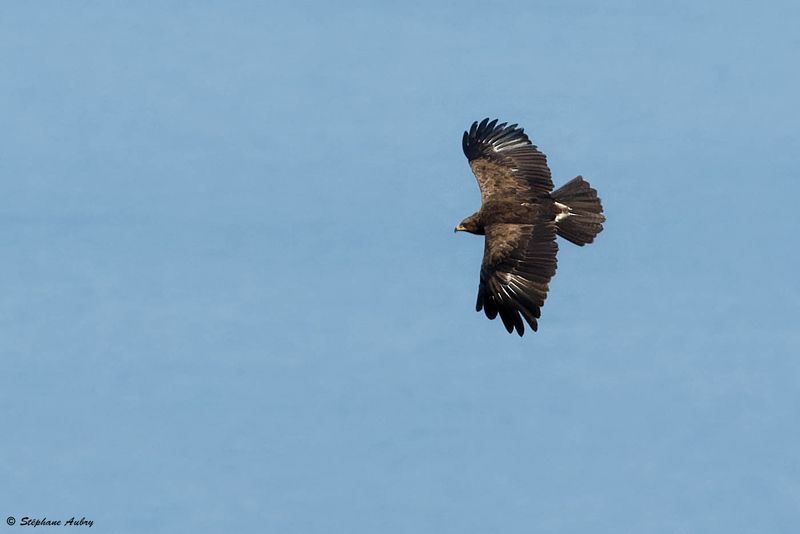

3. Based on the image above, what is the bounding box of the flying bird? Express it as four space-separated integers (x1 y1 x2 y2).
455 118 605 335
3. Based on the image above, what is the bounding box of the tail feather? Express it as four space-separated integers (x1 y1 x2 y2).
552 176 605 246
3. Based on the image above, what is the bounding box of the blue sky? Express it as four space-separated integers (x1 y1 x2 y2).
1 1 798 532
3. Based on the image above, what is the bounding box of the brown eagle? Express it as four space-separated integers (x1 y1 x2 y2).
455 118 605 335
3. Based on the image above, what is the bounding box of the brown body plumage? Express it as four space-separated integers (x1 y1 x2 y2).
455 118 605 336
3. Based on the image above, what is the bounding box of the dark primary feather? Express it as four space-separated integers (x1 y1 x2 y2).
476 222 558 336
462 118 553 202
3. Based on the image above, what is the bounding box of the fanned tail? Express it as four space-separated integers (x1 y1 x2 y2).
552 176 605 246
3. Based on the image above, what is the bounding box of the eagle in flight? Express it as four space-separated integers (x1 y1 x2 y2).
455 118 605 336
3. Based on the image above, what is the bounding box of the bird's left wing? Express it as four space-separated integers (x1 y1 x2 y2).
477 222 558 335
463 118 553 203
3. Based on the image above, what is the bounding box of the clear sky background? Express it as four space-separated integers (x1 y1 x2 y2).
2 1 799 532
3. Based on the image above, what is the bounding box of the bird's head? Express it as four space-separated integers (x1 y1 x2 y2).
454 214 484 235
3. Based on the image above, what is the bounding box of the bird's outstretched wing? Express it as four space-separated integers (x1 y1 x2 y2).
462 118 553 203
477 222 558 335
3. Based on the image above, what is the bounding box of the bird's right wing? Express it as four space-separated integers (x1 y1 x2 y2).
477 222 558 336
463 118 554 203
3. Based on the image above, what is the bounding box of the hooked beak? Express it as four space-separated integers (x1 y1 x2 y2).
454 224 466 233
